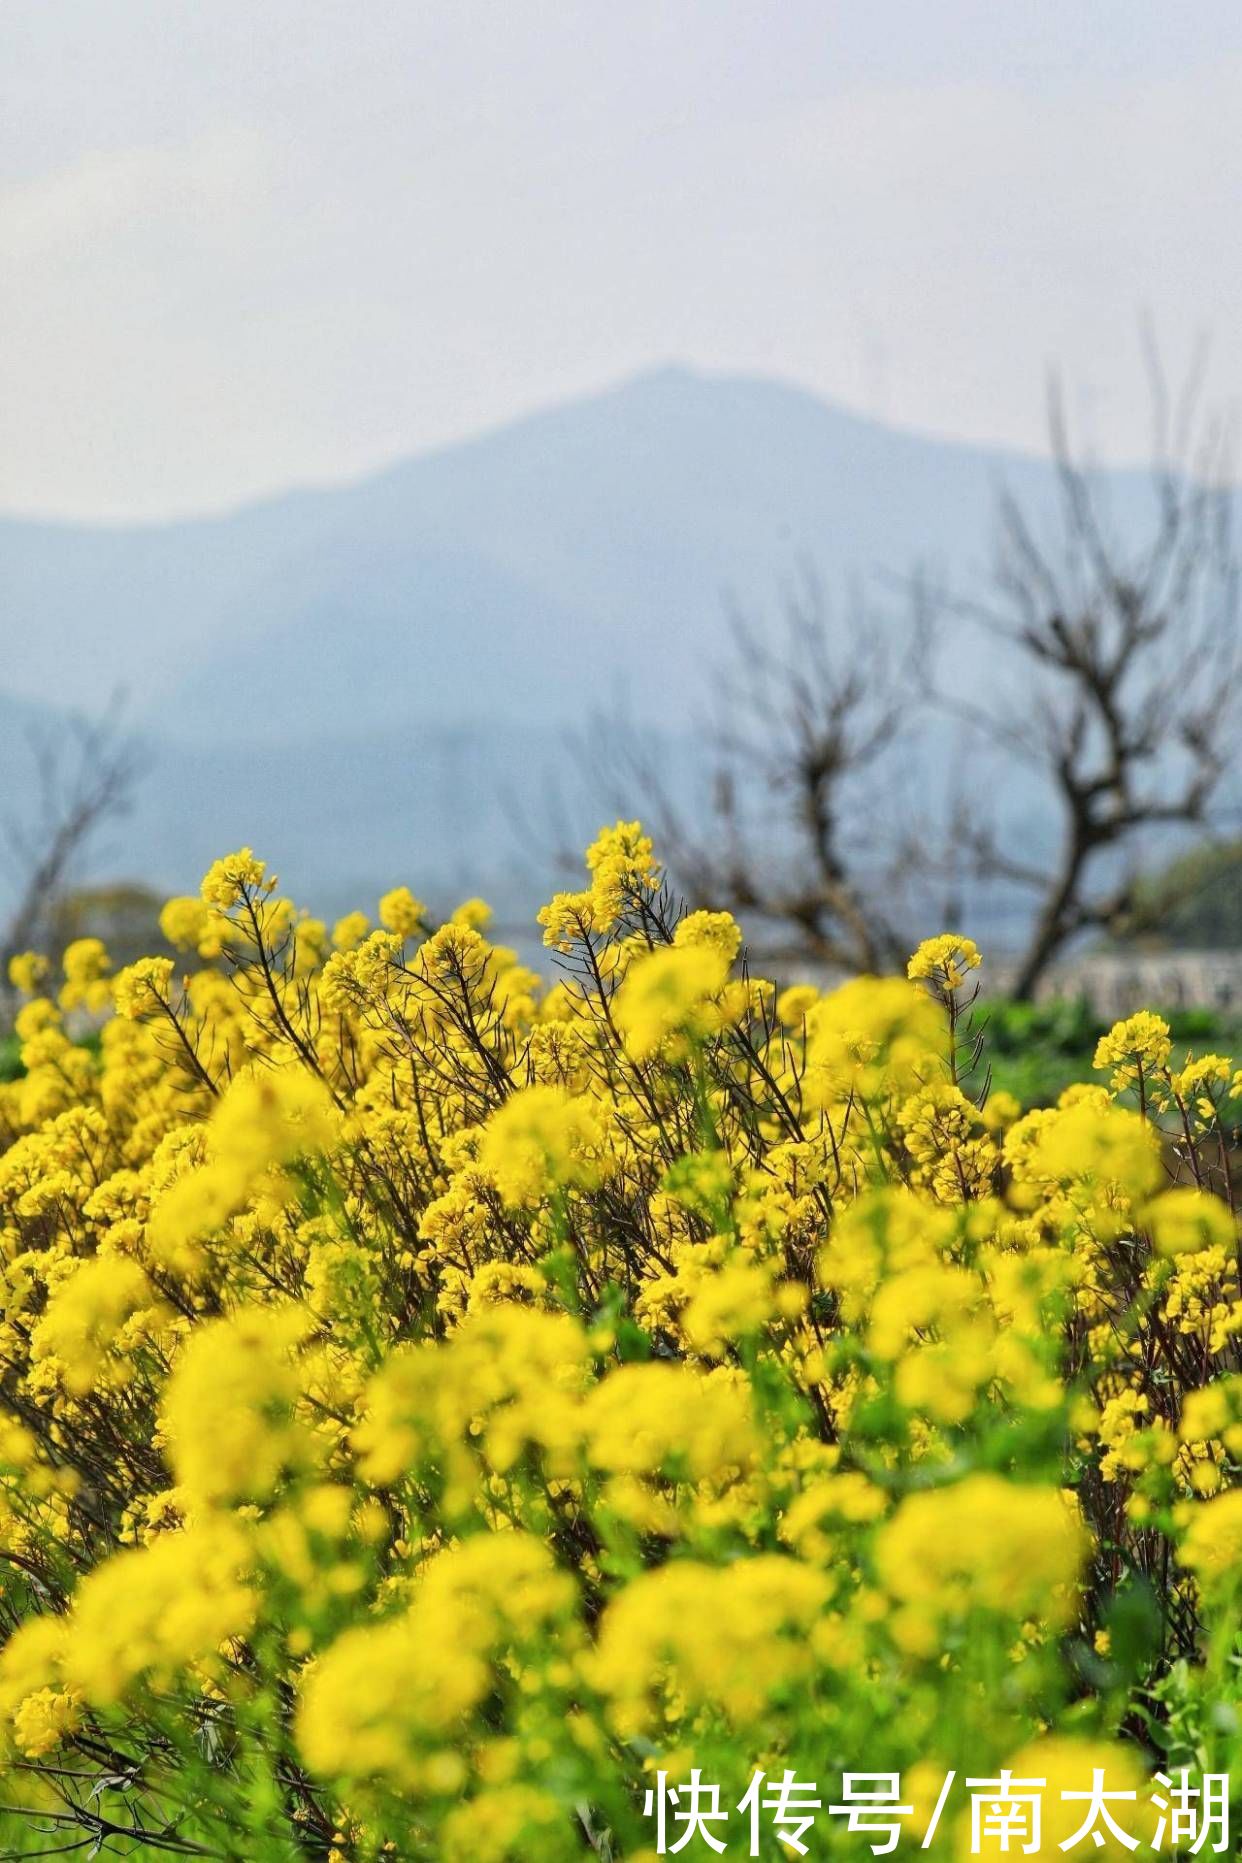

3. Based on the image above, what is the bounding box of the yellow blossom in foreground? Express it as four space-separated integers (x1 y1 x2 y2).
907 931 981 990
583 1361 758 1479
479 1084 607 1206
64 1520 256 1705
0 829 1238 1856
112 955 175 1019
775 982 818 1027
1143 1186 1237 1257
30 1254 155 1396
7 950 49 995
159 894 215 953
805 973 945 1103
876 1475 1088 1650
1093 1009 1172 1090
377 885 426 936
332 909 371 953
591 1556 829 1733
1024 1098 1161 1202
161 1305 315 1505
1178 1489 1242 1588
200 845 270 909
613 942 731 1059
672 908 743 963
960 1736 1147 1858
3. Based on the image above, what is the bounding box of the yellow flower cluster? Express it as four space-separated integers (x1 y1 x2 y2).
0 824 1237 1858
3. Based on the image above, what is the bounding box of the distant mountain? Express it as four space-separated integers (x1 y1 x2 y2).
0 366 1214 922
0 690 595 932
3 365 1127 731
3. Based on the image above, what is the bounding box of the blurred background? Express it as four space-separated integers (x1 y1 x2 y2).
4 2 1242 1090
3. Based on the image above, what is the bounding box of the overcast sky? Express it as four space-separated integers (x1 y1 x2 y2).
3 1 1241 521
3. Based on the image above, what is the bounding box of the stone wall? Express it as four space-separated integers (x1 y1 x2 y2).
1021 952 1242 1018
748 946 1242 1016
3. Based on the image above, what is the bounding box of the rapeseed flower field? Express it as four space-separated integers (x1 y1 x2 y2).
0 824 1238 1858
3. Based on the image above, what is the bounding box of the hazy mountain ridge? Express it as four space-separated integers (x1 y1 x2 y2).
4 366 1097 730
0 367 1215 921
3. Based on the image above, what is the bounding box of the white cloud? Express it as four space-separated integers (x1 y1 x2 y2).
0 127 270 264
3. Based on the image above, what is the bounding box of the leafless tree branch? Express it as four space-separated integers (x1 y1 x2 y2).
584 568 932 974
2 699 141 983
943 362 1240 997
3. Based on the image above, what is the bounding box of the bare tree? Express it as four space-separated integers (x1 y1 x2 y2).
565 350 1238 999
2 701 141 981
946 353 1240 998
590 573 929 974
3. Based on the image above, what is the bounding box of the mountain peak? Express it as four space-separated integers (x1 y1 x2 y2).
0 368 1141 733
0 368 1190 915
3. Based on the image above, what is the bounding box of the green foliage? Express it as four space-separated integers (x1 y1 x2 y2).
1130 838 1242 949
983 998 1242 1108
